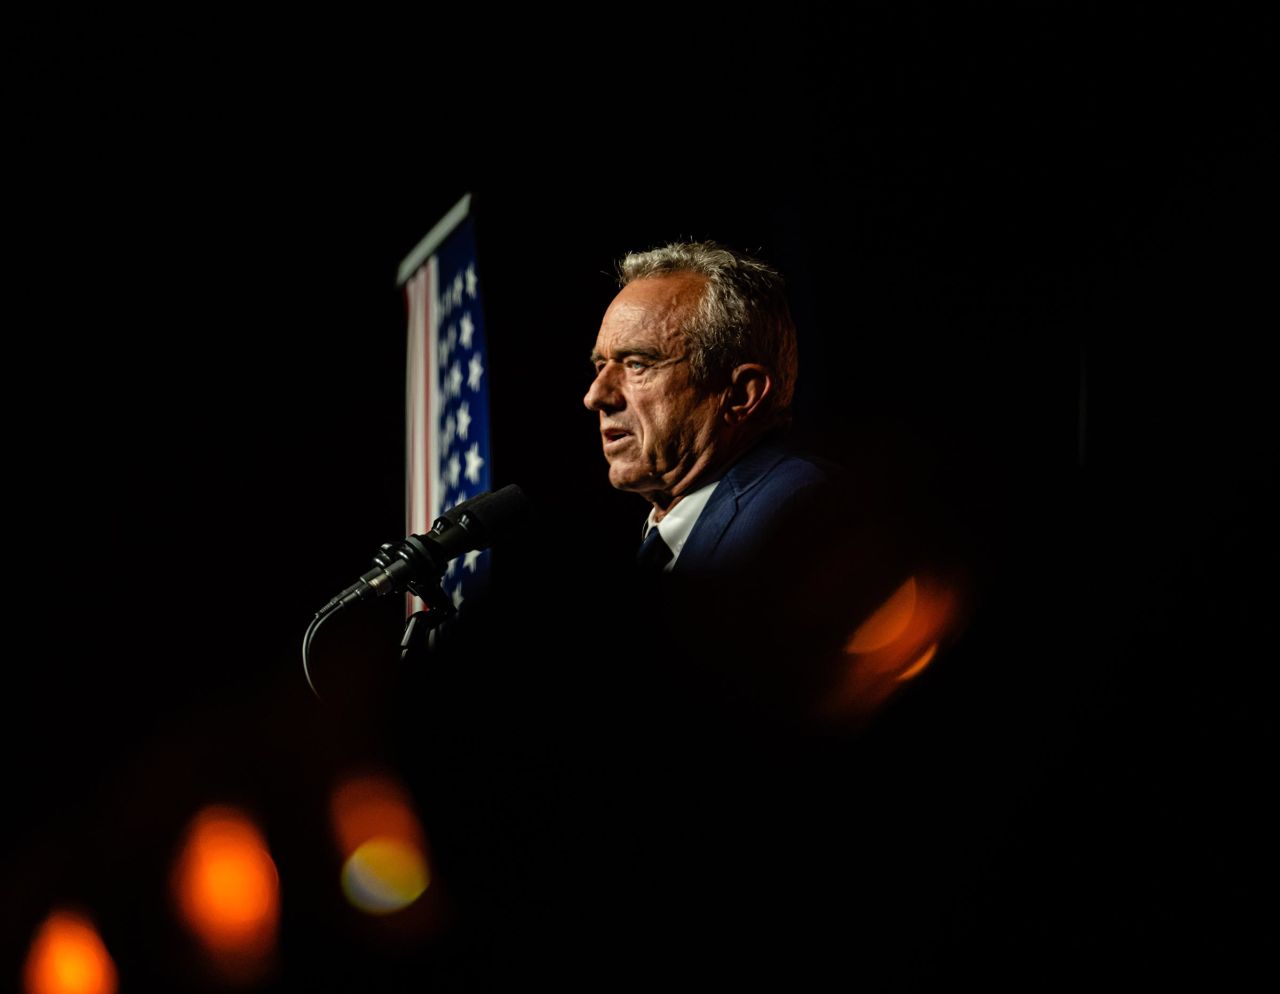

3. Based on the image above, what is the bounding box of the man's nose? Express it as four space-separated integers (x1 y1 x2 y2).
584 364 622 413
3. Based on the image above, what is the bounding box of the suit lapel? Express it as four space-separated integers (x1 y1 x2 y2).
674 439 790 572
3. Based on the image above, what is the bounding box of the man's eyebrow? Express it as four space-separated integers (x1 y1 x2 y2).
588 346 666 364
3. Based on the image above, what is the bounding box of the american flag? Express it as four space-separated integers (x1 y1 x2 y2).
401 195 492 619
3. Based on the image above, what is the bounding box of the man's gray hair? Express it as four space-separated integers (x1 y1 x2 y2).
617 241 798 424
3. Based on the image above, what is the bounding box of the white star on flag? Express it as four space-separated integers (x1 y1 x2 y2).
464 442 484 484
459 312 475 349
452 273 464 306
465 263 478 297
442 413 456 449
456 401 471 439
446 453 461 488
451 585 464 609
468 353 484 391
464 549 481 573
446 361 463 398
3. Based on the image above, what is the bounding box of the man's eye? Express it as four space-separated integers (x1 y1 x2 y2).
589 358 649 375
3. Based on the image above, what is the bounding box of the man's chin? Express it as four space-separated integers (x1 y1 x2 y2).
607 463 653 496
608 470 641 493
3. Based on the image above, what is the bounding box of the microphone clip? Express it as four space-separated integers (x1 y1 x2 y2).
399 577 458 663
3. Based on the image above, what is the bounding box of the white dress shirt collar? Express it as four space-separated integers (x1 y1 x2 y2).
641 475 722 571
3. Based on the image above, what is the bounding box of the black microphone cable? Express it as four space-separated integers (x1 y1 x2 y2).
302 485 529 699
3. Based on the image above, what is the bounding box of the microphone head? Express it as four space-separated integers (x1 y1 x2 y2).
433 484 531 551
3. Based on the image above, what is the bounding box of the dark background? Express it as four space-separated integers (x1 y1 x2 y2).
5 8 1273 990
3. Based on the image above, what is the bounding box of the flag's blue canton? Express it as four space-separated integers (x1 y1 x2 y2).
435 217 491 613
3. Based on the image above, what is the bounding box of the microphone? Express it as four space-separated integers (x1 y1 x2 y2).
317 484 530 617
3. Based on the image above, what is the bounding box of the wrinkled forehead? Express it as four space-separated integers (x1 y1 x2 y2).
596 273 707 354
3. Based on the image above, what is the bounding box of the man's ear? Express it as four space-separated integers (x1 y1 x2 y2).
723 364 773 425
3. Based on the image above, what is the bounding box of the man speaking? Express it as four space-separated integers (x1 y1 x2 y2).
584 241 834 575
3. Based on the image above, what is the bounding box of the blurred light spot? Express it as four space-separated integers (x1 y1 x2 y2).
827 575 961 718
331 776 424 855
24 911 118 994
845 576 917 653
330 774 430 916
341 837 431 914
172 805 279 975
896 642 938 682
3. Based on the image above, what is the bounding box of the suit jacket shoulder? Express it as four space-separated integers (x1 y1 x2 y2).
676 434 837 575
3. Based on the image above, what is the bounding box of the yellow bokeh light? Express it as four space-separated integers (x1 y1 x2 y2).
341 837 431 914
330 773 431 916
24 910 118 994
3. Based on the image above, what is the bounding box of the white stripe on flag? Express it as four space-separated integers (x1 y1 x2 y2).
404 260 440 616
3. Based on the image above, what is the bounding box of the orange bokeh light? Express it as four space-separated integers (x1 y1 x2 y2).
897 641 939 682
171 806 279 965
330 775 425 856
845 576 918 653
827 574 959 718
23 910 118 994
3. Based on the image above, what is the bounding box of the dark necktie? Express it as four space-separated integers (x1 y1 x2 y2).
636 525 674 573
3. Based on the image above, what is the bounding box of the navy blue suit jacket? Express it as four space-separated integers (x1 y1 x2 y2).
673 434 835 576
